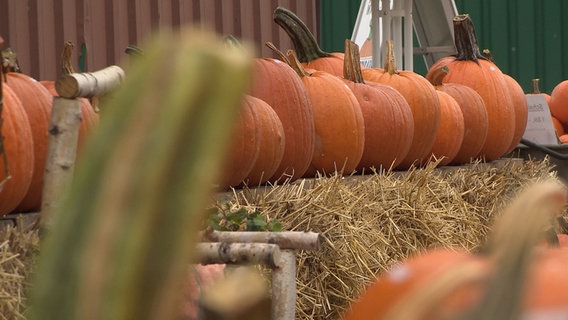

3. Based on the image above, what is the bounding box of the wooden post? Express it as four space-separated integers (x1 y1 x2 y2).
271 249 297 320
39 97 83 228
55 65 125 99
39 66 125 229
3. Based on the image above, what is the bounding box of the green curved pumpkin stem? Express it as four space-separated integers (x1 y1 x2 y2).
452 14 486 63
426 66 450 86
273 6 331 63
384 40 399 75
223 35 243 50
343 39 364 84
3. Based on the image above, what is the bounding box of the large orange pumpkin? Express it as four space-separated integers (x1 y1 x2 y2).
0 84 34 216
250 57 315 182
549 80 568 125
427 15 515 162
218 95 262 190
362 40 441 169
427 66 488 164
344 181 568 320
273 7 344 77
342 40 413 171
242 95 285 187
285 51 365 177
5 72 53 212
429 90 465 166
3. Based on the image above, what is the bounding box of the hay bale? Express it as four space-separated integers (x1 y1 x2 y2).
212 157 558 320
0 222 40 319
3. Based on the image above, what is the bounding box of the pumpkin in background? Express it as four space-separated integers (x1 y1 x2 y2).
243 95 285 187
273 7 344 77
549 80 568 125
362 40 441 169
250 56 315 183
481 49 528 154
342 40 414 171
429 90 465 166
344 181 568 320
285 50 365 177
4 72 53 212
218 95 262 190
427 15 515 162
427 66 488 164
0 84 34 216
551 116 565 138
40 81 99 150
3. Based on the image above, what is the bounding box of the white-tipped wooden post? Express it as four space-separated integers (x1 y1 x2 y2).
39 66 125 229
39 97 83 228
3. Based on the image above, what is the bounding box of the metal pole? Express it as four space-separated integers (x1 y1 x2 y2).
404 0 414 71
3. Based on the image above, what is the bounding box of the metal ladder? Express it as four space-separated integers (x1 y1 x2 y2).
352 0 458 71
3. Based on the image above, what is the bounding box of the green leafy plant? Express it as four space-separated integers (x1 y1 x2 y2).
206 207 281 232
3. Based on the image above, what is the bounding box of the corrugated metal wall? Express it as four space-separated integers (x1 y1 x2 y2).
0 0 319 82
454 0 568 94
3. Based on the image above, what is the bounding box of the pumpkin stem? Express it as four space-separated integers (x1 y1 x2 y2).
125 44 145 57
286 50 310 78
343 39 364 84
481 48 495 63
426 66 450 86
531 78 541 94
223 35 243 50
265 41 291 66
383 40 399 75
273 6 331 63
60 41 75 77
452 14 486 63
0 48 21 74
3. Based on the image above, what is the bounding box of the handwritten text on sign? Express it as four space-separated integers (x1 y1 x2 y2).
522 95 558 145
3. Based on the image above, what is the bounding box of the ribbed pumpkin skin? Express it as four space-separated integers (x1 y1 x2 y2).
344 80 414 170
503 74 528 154
243 95 285 186
428 59 515 161
218 96 261 189
429 91 465 166
430 80 489 165
40 80 100 150
302 71 365 177
302 53 345 77
362 68 441 169
250 58 315 182
343 249 487 320
551 116 565 137
0 85 34 216
6 73 53 212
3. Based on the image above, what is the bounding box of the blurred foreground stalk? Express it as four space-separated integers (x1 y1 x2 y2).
28 28 252 320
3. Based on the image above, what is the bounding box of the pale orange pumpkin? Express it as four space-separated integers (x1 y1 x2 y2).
250 57 315 183
427 66 488 164
427 15 515 162
342 40 413 171
549 80 568 125
0 84 34 216
286 50 365 177
5 72 53 212
242 95 285 186
362 40 441 169
429 90 465 166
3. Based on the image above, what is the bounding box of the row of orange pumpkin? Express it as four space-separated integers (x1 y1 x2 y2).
0 70 98 216
217 10 529 190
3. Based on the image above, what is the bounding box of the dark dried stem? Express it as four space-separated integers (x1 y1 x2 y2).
452 14 486 62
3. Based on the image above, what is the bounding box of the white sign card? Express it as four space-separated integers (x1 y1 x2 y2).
522 94 558 145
